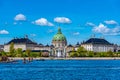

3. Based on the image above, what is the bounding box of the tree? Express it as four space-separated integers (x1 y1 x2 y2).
25 49 31 57
39 51 42 57
107 50 114 57
0 51 8 61
77 46 87 57
9 42 15 57
70 51 79 57
16 48 23 57
88 51 94 57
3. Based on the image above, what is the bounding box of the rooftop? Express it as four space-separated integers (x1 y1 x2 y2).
82 38 112 45
52 27 67 42
6 37 37 45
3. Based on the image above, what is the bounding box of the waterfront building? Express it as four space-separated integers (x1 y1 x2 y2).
81 37 114 52
4 36 37 52
3 27 72 57
66 44 74 56
52 27 67 57
3 27 120 57
0 45 4 52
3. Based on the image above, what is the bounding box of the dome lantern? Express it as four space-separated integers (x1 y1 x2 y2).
57 27 62 34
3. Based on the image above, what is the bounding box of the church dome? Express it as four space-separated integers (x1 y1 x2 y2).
52 27 67 41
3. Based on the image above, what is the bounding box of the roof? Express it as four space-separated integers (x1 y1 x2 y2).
50 45 54 48
6 38 37 45
45 44 49 47
82 38 112 45
39 43 44 47
23 50 49 52
67 44 73 47
52 27 67 41
0 45 4 48
0 45 4 50
75 42 80 47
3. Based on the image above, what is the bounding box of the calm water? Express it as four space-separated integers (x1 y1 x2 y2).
0 60 120 80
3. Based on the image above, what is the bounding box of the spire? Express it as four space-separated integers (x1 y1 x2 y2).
57 27 62 34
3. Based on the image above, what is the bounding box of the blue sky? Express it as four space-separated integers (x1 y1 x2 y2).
0 0 120 45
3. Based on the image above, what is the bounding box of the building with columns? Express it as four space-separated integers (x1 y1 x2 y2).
52 27 67 57
3 27 120 57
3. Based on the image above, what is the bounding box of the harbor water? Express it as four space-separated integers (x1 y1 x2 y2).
0 60 120 80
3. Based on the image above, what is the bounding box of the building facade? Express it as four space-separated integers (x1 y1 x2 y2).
51 27 67 57
4 37 37 52
81 38 114 52
0 45 4 52
3 27 119 57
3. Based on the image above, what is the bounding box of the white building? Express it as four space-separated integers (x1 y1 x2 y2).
51 27 67 57
81 38 114 52
4 27 119 57
4 37 38 52
3 27 71 57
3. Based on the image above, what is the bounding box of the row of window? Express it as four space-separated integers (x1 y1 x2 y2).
54 43 65 47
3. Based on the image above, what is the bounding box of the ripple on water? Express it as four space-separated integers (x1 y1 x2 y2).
0 60 120 80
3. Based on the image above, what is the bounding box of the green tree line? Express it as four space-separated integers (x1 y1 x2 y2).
69 46 120 57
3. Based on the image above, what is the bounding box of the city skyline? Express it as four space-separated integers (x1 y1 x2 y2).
0 0 120 45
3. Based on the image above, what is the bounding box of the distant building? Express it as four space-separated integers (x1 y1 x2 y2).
51 27 67 57
81 38 114 52
0 45 4 52
3 27 73 57
4 37 37 52
3 27 120 57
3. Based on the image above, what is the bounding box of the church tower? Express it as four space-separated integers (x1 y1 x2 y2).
52 27 67 57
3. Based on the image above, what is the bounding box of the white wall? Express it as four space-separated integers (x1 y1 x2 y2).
4 44 26 52
81 44 114 52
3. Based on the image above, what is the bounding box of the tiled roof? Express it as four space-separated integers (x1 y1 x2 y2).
45 44 49 47
82 38 112 45
67 44 73 47
0 45 4 50
75 42 80 47
23 50 49 52
50 45 54 48
6 38 37 45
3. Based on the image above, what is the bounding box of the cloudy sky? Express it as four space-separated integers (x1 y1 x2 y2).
0 0 120 45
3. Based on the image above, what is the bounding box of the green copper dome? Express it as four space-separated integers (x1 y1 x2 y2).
52 27 67 41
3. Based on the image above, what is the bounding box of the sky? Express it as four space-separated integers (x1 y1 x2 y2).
0 0 120 45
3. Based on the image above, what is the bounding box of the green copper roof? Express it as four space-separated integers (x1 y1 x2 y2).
52 27 67 41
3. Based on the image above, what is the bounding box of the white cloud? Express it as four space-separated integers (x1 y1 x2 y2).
34 18 54 26
86 22 96 27
112 27 120 33
73 32 80 35
14 14 26 21
93 23 110 34
92 23 120 35
48 30 53 33
30 34 36 37
104 20 118 25
0 30 9 34
54 17 71 24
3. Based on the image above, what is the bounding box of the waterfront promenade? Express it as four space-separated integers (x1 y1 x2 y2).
9 57 120 60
